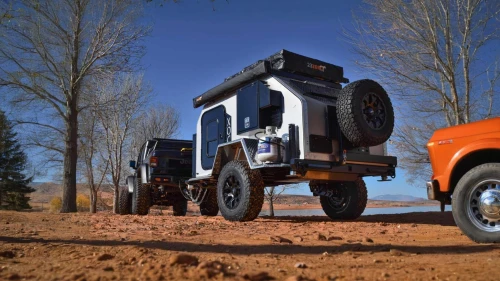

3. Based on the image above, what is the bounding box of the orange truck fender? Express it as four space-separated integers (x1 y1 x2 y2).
436 138 500 192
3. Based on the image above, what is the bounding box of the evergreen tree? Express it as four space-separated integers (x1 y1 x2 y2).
0 111 34 210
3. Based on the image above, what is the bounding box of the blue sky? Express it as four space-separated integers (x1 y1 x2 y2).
140 0 428 198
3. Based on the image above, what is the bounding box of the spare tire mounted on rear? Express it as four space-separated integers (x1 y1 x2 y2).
336 79 394 147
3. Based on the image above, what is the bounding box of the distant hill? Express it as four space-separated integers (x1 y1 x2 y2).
370 194 426 202
275 195 319 205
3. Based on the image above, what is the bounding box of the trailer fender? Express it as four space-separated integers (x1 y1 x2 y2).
139 163 150 184
211 139 260 175
126 176 136 193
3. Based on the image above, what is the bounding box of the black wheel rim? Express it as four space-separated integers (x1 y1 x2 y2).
361 92 387 130
326 186 349 212
222 174 241 210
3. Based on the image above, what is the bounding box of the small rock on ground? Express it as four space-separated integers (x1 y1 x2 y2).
294 262 307 269
196 261 227 278
243 271 274 281
327 236 343 241
390 249 404 256
363 237 374 243
0 251 15 259
169 254 199 266
96 254 114 261
316 234 327 241
8 273 21 280
270 236 293 244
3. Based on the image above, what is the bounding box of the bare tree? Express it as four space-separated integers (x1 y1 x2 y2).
131 105 180 156
0 0 150 212
345 0 500 183
78 94 109 213
265 185 297 217
96 74 151 214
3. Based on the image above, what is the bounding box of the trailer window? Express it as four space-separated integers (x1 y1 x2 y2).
206 120 218 157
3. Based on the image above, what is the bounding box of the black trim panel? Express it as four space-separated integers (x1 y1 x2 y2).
346 153 397 166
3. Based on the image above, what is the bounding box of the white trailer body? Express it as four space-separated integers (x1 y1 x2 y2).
184 50 396 222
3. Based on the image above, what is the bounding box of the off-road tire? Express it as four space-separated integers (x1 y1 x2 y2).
128 193 133 214
319 178 368 220
118 186 131 215
337 79 394 147
172 198 188 216
200 190 219 216
216 161 264 222
452 163 500 243
132 175 151 216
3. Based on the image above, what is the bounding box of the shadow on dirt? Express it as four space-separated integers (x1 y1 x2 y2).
259 212 456 226
0 233 494 256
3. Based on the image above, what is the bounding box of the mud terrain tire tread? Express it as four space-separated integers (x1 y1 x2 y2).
452 163 500 243
337 79 394 147
200 190 219 216
217 161 264 222
320 178 368 220
133 175 151 216
172 199 188 216
118 186 131 215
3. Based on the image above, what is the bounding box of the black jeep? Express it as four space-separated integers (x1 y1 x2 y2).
120 138 194 216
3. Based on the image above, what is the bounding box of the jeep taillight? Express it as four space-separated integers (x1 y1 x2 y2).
150 156 158 168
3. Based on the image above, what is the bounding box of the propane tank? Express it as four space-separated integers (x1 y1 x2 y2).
257 126 284 163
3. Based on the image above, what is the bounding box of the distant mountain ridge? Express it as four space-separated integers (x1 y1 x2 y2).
370 194 426 202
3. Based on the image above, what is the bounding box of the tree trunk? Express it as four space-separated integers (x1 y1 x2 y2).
90 188 97 213
112 186 119 214
61 106 78 213
269 187 275 217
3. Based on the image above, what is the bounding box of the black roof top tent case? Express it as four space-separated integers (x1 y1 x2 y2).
192 49 349 108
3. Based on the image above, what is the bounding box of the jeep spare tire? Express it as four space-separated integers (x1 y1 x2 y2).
336 79 394 147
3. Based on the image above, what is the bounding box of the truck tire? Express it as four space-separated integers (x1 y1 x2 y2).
118 186 131 215
336 79 394 147
200 190 219 216
132 175 151 215
172 199 188 216
452 163 500 243
216 161 264 222
320 178 367 220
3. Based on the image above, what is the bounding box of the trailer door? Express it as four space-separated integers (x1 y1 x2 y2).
201 105 226 170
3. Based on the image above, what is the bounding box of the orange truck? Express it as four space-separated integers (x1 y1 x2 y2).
426 117 500 243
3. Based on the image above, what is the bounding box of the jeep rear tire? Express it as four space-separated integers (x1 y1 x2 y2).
172 198 188 216
200 190 219 216
337 79 394 147
118 186 131 215
132 175 151 215
452 163 500 243
216 161 264 222
319 178 368 220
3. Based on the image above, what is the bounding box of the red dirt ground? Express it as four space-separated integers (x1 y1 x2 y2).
0 210 498 281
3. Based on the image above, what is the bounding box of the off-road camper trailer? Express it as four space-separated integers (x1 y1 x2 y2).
184 49 397 222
